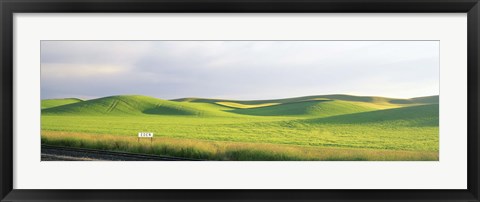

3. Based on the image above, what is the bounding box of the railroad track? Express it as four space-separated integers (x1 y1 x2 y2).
41 145 202 161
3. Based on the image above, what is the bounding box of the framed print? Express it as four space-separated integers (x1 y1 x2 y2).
39 40 440 162
1 0 479 201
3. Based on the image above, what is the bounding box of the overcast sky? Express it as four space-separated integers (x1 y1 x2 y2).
41 41 439 100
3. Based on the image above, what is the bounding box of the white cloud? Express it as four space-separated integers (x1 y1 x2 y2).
41 63 129 78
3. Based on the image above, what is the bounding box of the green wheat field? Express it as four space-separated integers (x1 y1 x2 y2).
41 94 439 161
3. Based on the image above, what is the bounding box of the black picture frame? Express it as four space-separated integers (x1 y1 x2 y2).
1 0 479 201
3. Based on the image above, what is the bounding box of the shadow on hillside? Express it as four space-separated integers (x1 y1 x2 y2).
300 104 439 127
227 100 333 116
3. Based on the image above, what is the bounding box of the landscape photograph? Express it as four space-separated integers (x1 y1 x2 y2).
41 41 439 161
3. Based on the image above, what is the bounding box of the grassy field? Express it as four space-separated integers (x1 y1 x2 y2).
41 94 439 161
41 98 82 109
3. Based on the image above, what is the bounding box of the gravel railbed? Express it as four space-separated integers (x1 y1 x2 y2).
41 145 200 161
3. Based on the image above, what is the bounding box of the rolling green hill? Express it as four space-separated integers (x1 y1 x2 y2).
41 98 83 109
42 94 439 118
229 99 379 117
174 94 438 107
42 95 235 116
409 95 440 104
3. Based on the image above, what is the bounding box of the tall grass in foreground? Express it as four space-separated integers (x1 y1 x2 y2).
42 131 438 161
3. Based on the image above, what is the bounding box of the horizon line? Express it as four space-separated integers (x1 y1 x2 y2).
41 93 440 101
